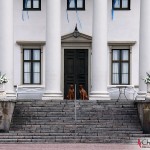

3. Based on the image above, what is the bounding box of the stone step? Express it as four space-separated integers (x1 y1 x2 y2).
2 131 148 137
10 126 143 133
13 108 138 113
10 123 142 128
0 136 145 144
11 114 139 120
0 135 131 139
6 130 144 136
26 106 136 110
14 104 137 107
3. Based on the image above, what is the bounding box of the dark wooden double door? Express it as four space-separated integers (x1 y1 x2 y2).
64 49 88 99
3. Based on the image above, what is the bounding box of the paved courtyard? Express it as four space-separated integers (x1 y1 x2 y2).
0 144 148 150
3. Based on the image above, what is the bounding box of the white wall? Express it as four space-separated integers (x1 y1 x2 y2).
108 0 140 87
61 0 93 36
13 0 141 89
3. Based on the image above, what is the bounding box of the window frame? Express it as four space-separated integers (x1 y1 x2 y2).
67 0 85 11
23 49 41 85
111 49 130 85
23 0 41 11
112 0 130 10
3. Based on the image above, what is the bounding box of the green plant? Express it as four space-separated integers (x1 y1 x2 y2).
143 72 150 84
0 74 8 84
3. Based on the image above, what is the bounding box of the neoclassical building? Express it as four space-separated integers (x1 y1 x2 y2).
0 0 149 100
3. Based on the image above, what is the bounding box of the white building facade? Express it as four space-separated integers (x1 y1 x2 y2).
0 0 149 100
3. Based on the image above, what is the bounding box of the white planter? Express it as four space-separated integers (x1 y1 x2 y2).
0 84 4 91
147 84 150 93
0 84 6 98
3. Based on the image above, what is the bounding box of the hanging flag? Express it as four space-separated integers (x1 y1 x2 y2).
112 0 117 20
74 0 82 29
66 0 82 29
66 0 71 22
22 0 29 21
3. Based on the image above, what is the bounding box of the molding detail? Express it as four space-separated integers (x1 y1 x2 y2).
108 41 136 46
61 33 92 43
16 41 46 46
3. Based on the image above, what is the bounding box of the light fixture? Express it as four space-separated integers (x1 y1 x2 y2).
73 24 80 38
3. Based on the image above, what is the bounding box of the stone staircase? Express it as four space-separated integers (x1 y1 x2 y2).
0 100 149 143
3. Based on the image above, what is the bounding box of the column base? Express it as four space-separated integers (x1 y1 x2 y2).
42 91 63 100
89 91 111 100
136 91 146 100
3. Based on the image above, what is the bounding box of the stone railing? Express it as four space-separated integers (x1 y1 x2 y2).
0 99 16 132
135 100 150 134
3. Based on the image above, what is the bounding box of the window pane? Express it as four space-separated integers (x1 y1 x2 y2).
33 62 40 72
113 74 119 84
121 63 129 84
112 63 120 84
26 0 31 8
24 73 31 83
24 62 31 72
113 50 120 60
122 74 128 84
33 50 40 60
122 50 129 60
33 73 40 83
24 50 31 60
122 63 128 73
77 0 83 8
113 63 119 73
122 0 128 8
69 0 75 8
114 0 120 8
33 0 39 8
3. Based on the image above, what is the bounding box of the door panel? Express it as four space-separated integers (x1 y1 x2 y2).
64 49 88 99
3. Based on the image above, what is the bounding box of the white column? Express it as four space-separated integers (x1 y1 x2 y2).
89 0 110 100
0 0 16 99
137 0 150 100
42 0 63 100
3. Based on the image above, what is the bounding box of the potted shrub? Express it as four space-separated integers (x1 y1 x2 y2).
143 72 150 93
0 74 8 91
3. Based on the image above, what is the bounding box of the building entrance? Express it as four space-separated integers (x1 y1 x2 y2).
64 49 88 99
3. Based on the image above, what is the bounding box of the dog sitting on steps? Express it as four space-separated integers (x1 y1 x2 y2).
79 84 88 100
66 84 75 100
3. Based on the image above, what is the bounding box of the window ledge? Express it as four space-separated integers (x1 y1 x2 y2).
113 8 131 11
107 85 139 88
107 85 135 88
108 41 136 46
16 41 46 46
14 85 45 88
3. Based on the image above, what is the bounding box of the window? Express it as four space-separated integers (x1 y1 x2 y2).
23 49 41 84
112 49 130 85
23 0 41 10
67 0 85 10
112 0 130 10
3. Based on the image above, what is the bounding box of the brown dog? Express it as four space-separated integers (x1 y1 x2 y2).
79 84 88 100
66 84 75 100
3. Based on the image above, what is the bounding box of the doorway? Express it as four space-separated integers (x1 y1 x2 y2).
64 49 88 99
